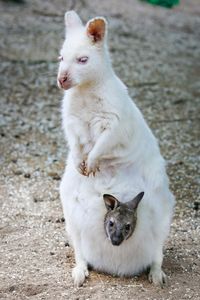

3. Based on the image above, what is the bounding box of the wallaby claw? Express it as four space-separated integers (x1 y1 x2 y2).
87 166 100 177
80 160 100 177
77 160 100 177
78 160 88 176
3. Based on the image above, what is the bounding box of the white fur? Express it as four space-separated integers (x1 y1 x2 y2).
58 11 175 287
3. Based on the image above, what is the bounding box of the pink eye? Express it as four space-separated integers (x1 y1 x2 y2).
58 55 63 61
77 56 88 64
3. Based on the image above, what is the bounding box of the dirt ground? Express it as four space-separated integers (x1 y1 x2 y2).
0 0 200 299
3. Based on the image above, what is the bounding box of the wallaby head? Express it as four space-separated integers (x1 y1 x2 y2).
103 192 144 246
57 11 110 90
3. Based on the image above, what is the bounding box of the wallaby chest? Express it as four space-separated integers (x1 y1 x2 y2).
67 92 112 140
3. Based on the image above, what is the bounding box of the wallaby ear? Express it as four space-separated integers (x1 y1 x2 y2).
127 192 144 211
65 11 83 29
86 17 107 43
103 194 119 211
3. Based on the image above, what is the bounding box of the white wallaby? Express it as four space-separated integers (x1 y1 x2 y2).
58 11 175 287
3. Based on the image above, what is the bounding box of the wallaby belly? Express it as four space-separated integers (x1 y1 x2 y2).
61 162 174 276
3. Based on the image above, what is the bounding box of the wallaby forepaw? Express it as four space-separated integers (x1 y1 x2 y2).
72 265 89 287
85 159 100 177
87 166 100 177
148 269 167 288
77 160 88 176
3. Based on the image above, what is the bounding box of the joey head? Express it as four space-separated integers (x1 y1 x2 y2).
103 192 144 246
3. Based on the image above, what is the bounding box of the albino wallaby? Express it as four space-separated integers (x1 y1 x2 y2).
58 11 175 288
104 192 144 246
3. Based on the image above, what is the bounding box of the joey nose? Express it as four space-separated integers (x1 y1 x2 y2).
111 234 124 246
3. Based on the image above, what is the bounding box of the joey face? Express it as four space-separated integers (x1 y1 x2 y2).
103 192 144 246
57 11 108 90
104 207 137 246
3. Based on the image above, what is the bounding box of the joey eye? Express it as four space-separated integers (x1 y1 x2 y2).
109 220 114 227
77 56 89 64
125 224 130 231
58 55 63 61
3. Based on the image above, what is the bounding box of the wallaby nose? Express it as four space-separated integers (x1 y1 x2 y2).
57 73 73 90
58 75 68 86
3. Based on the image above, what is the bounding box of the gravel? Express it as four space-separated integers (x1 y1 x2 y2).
0 0 199 299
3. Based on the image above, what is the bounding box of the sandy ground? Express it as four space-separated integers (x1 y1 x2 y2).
0 0 200 299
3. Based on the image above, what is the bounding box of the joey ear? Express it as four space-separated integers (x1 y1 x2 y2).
65 11 83 29
86 17 107 43
103 194 119 211
127 192 144 211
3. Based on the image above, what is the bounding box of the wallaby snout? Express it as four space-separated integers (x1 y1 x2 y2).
57 72 72 90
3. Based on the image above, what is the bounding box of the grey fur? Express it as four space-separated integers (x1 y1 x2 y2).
103 192 144 246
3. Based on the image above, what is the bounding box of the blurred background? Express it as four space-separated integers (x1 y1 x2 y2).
0 1 200 299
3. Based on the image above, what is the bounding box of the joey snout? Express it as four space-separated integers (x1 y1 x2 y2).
110 232 124 246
